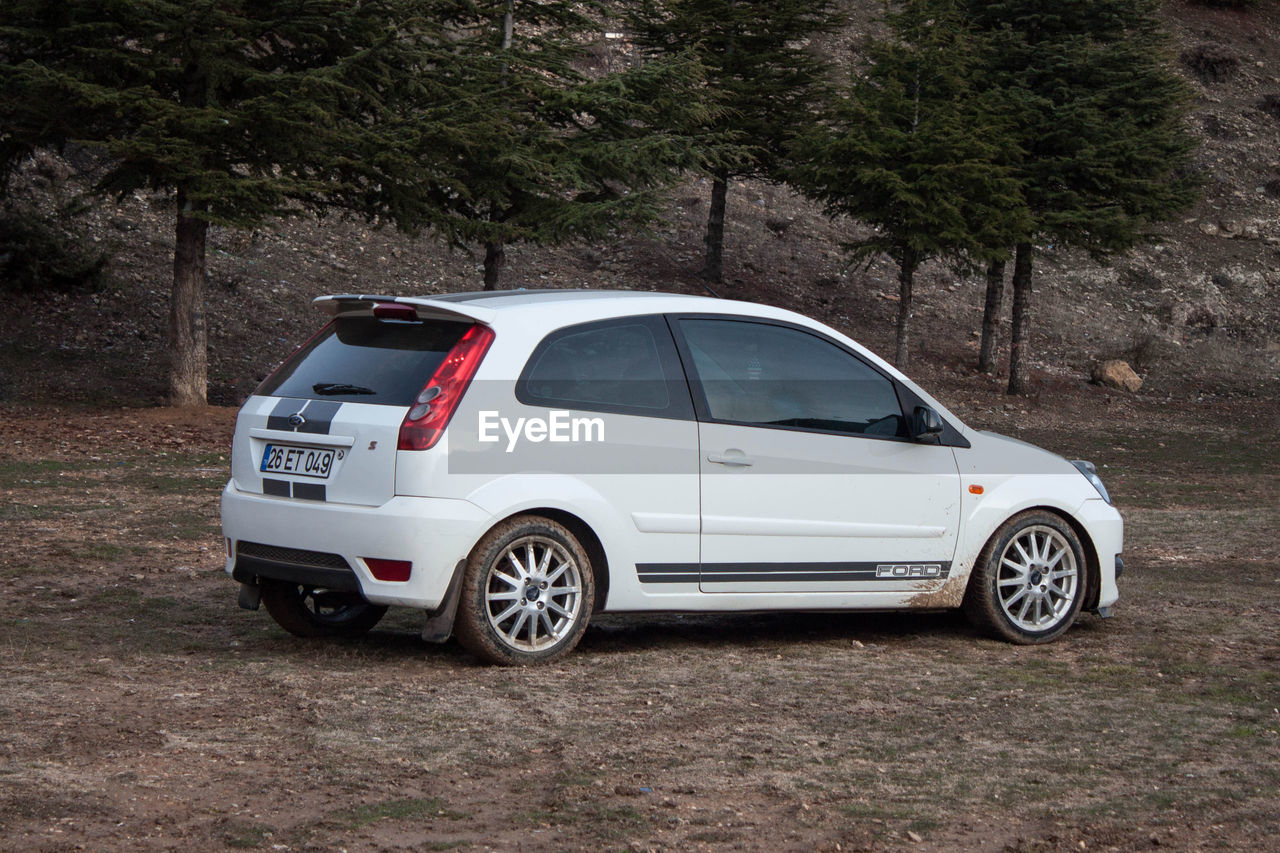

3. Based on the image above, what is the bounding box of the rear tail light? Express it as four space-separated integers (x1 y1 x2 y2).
365 558 412 582
398 324 495 451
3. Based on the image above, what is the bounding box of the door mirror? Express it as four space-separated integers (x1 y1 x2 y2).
911 406 943 443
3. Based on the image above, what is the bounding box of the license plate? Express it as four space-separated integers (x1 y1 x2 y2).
260 444 336 479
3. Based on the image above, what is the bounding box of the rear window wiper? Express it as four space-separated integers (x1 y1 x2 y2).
312 382 376 396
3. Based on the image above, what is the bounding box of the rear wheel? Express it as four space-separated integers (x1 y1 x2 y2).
455 515 594 665
259 580 387 639
963 511 1085 644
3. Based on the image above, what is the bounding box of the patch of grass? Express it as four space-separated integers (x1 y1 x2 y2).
1198 684 1260 706
72 542 126 561
553 770 597 787
132 508 221 541
583 803 648 840
89 586 145 607
593 804 644 822
149 450 229 471
0 502 79 521
0 458 100 488
687 829 738 842
839 801 910 821
907 817 942 834
118 463 227 494
330 797 463 829
224 821 274 849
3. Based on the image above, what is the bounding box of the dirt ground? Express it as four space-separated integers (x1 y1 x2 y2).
1 388 1277 853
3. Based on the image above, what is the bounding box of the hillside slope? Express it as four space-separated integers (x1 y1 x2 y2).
0 0 1275 413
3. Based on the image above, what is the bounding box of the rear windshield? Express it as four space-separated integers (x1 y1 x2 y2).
258 317 471 405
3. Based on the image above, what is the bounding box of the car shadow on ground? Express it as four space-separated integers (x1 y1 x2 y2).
580 608 976 654
213 605 980 665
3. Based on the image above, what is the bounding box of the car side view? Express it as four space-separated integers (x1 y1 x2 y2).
221 290 1122 664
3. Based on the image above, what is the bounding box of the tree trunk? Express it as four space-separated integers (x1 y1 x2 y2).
483 240 505 290
168 190 208 406
1006 242 1034 396
977 259 1006 374
699 173 728 284
894 248 919 369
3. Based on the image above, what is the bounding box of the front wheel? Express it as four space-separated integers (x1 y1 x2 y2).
963 511 1086 644
259 580 387 639
454 515 595 665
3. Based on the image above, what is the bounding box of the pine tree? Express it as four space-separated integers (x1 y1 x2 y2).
976 259 1006 374
0 0 462 405
789 0 1027 369
963 0 1199 394
628 0 843 285
394 0 712 290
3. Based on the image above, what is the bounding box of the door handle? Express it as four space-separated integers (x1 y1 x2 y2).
706 453 754 467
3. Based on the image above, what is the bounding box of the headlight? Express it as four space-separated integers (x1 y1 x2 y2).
1070 459 1111 504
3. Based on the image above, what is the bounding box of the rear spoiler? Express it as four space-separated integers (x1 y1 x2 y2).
313 294 497 326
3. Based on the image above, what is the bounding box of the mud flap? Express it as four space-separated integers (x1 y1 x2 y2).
421 559 468 643
238 582 262 611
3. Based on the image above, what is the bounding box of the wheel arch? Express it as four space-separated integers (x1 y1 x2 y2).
1004 504 1101 612
487 507 610 615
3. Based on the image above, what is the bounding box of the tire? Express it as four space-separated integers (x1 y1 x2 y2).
259 579 388 639
963 510 1087 644
454 515 595 665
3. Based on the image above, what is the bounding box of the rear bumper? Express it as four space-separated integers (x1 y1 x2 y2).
220 483 493 609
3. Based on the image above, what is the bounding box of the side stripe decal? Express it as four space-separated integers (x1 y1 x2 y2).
636 561 952 584
637 564 700 584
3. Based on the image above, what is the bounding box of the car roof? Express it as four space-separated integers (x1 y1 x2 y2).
313 288 972 438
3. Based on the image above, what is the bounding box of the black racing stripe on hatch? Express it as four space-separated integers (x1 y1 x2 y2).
637 561 952 584
291 482 327 501
262 478 291 497
266 398 302 431
296 400 341 435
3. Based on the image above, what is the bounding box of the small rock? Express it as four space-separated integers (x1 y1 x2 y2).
906 830 923 843
1091 360 1143 393
1198 222 1220 236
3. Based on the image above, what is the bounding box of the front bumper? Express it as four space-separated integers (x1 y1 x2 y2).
1076 497 1123 611
220 483 493 609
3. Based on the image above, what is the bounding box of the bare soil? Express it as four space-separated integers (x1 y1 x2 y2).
1 391 1277 852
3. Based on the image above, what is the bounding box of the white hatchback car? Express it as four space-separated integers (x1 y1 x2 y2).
222 290 1122 664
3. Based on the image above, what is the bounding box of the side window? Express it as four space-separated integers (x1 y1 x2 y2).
517 317 692 418
677 318 906 438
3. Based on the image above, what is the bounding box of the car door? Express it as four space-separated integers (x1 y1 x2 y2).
499 315 702 588
672 316 962 594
